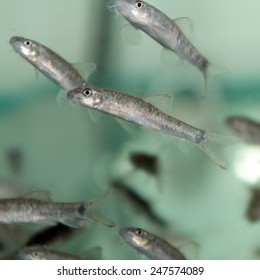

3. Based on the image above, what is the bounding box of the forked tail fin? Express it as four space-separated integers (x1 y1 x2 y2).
198 132 240 169
202 62 229 97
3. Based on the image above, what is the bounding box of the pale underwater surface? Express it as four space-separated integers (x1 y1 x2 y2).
1 0 260 259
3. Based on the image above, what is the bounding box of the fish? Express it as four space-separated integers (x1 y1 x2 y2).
114 0 214 92
129 152 159 176
0 190 115 228
9 36 94 100
67 86 236 169
25 223 78 247
112 180 167 227
226 116 260 144
15 245 102 260
119 227 186 260
246 188 260 222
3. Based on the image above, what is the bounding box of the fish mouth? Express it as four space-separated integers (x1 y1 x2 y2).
9 36 27 53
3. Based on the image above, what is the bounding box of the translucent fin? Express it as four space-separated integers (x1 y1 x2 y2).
116 118 138 136
175 138 193 154
173 17 194 37
198 132 240 169
60 218 88 228
142 94 174 115
121 23 142 45
81 247 102 260
56 89 68 107
72 62 96 81
201 62 229 97
89 110 102 123
87 191 116 227
160 47 183 68
24 190 52 202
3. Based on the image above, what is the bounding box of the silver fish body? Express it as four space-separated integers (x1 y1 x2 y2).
119 227 186 260
0 191 115 228
114 0 209 79
226 116 260 144
9 36 88 91
16 245 102 260
68 87 231 169
68 87 205 143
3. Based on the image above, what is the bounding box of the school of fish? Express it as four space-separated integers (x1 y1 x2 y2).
2 0 258 260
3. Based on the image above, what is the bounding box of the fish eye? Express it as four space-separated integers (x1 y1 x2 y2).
83 88 92 97
32 251 39 257
135 228 143 236
24 40 32 47
135 1 143 8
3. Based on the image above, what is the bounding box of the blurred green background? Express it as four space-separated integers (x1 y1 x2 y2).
0 0 260 259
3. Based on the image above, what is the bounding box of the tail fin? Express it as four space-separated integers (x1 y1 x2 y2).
202 62 229 97
86 191 116 228
198 132 240 169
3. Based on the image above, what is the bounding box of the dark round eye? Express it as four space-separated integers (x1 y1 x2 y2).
83 88 92 97
135 228 143 236
24 40 32 47
136 1 143 8
32 251 39 257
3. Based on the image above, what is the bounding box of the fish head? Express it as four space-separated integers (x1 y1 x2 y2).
16 246 47 260
226 116 248 134
10 36 42 61
119 227 154 249
115 0 150 25
67 87 103 108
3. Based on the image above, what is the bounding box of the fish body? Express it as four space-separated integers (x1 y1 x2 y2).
0 191 115 228
226 116 260 144
119 227 186 260
16 245 102 260
68 87 230 169
114 0 209 81
9 36 89 91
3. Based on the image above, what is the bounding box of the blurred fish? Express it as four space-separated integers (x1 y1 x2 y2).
25 223 78 247
6 148 23 175
246 188 260 221
226 116 260 144
112 180 167 227
119 227 186 260
0 190 115 228
68 87 236 169
15 245 102 260
129 152 159 176
114 0 214 93
9 36 95 101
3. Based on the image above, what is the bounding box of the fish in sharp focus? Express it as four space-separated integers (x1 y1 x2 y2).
68 86 236 169
15 245 102 260
9 36 94 91
114 0 214 92
0 190 115 228
119 227 186 260
226 116 260 144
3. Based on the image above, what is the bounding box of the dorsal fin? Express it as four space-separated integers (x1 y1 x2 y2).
142 94 174 115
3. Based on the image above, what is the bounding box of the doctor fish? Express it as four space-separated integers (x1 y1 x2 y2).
114 0 216 93
68 86 236 169
0 190 115 228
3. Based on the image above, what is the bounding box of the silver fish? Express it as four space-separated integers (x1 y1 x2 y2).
0 190 115 228
9 36 93 91
226 116 260 144
114 0 212 91
119 227 186 260
68 86 235 169
16 245 102 260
